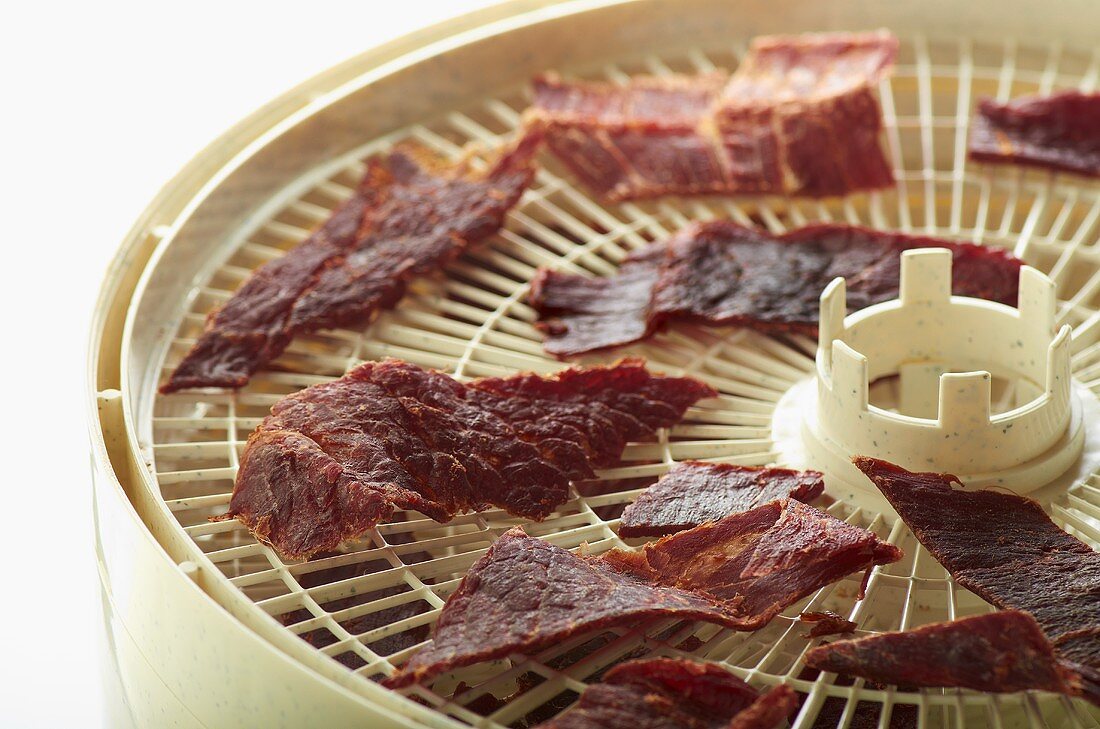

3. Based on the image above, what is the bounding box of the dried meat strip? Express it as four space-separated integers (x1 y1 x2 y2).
618 461 824 538
220 358 715 560
385 500 901 688
383 526 758 689
799 611 857 639
533 658 797 729
529 73 733 201
161 135 540 393
805 610 1085 697
854 457 1100 704
530 222 1022 357
527 31 897 201
713 31 897 197
969 91 1100 178
529 242 665 357
604 500 902 620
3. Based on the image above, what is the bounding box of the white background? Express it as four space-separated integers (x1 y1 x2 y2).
0 1 494 725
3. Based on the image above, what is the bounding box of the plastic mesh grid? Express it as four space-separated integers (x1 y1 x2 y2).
149 35 1100 728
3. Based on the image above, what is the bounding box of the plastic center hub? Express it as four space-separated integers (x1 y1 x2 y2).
780 248 1085 513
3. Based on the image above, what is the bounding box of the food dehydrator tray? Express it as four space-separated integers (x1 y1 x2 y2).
94 2 1100 727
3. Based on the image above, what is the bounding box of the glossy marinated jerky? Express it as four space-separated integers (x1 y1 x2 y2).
712 31 897 197
220 358 715 560
527 31 896 201
385 503 901 688
383 527 756 689
531 222 1022 356
800 610 857 639
855 457 1100 704
162 135 540 392
529 73 733 201
529 242 665 358
533 658 797 729
605 500 902 621
805 610 1084 697
618 461 824 538
969 91 1100 177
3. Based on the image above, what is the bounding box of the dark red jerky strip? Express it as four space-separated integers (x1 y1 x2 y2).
529 242 665 357
161 135 540 393
526 31 896 202
468 358 714 468
805 610 1083 697
530 72 724 124
618 461 824 538
969 91 1100 177
718 31 897 104
800 611 857 639
533 658 797 729
530 73 733 201
219 358 715 560
605 500 902 630
530 222 1023 357
854 457 1100 704
383 527 761 690
385 502 900 689
713 31 896 198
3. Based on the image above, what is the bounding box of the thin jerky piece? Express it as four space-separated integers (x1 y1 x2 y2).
385 503 901 688
533 658 797 729
854 457 1100 704
529 242 666 357
604 499 902 625
713 31 896 196
531 222 1022 356
162 134 540 392
529 73 733 201
800 611 857 639
805 610 1084 697
618 461 824 538
383 527 757 689
969 91 1100 177
220 358 714 560
526 31 896 201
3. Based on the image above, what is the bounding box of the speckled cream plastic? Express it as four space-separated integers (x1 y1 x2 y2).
796 249 1085 512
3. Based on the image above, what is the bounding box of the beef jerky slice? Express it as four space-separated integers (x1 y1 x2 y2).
385 503 901 688
530 221 1022 356
221 358 715 560
855 457 1100 703
969 91 1100 177
383 527 756 689
529 73 733 201
805 610 1084 698
605 500 902 625
618 461 824 538
526 31 896 201
161 134 540 392
533 658 797 729
713 30 897 197
799 611 858 639
529 241 666 357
